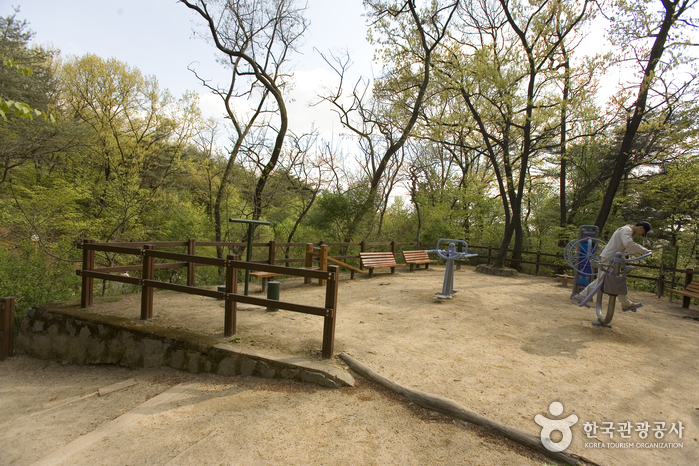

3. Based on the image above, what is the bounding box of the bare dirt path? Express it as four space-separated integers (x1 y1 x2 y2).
2 266 698 465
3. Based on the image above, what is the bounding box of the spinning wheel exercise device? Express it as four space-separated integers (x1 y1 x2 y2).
564 237 652 327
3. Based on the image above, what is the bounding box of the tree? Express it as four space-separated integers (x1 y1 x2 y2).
318 0 460 241
440 0 592 267
181 0 308 249
594 0 698 231
60 54 201 242
0 12 65 185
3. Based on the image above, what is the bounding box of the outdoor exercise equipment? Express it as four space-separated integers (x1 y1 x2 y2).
564 237 652 326
567 225 602 294
229 218 271 296
425 239 477 299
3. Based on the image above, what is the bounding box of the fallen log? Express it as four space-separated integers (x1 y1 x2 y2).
339 353 602 466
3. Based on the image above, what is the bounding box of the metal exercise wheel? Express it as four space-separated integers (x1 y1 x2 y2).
575 251 653 327
563 237 607 277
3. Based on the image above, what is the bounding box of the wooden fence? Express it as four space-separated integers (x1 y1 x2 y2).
467 245 696 301
77 238 698 299
76 240 339 358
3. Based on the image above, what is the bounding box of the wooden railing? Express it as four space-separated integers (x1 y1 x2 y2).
77 238 698 313
76 240 339 358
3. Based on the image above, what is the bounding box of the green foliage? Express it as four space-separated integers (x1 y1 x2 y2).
0 241 80 323
307 185 375 241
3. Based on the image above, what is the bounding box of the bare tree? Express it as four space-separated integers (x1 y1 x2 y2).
443 0 592 267
317 0 460 241
181 0 308 246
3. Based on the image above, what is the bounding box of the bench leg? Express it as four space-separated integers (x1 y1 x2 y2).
350 270 355 280
390 267 395 274
683 296 691 308
410 264 415 272
425 264 429 270
368 269 374 278
261 277 268 292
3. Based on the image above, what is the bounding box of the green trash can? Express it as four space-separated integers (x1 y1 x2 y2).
266 281 280 312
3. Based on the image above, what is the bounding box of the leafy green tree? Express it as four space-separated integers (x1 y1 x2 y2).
59 54 202 242
0 12 67 184
451 0 592 268
631 156 699 261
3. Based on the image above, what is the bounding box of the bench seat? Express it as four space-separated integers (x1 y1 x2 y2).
668 279 699 308
556 274 574 287
402 250 437 272
250 271 283 292
359 252 404 277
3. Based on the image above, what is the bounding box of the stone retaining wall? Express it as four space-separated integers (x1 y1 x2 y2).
16 306 353 389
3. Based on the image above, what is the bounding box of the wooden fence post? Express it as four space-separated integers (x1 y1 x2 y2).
657 265 665 298
268 240 276 266
80 239 95 308
304 243 313 284
187 238 196 287
683 269 694 308
390 240 396 255
535 251 541 276
319 244 328 286
224 254 238 337
322 265 339 359
0 297 15 361
487 246 493 266
360 241 366 270
141 244 155 320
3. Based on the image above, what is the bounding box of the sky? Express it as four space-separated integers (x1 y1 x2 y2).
2 0 376 146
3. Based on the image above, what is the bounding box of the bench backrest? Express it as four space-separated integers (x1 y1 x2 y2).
402 250 431 262
685 279 699 294
359 252 398 268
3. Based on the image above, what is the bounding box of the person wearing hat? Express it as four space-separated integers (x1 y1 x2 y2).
572 222 652 310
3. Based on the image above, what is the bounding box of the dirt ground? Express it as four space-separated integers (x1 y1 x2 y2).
2 265 698 465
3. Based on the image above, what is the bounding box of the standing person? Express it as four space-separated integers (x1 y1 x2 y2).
573 222 652 310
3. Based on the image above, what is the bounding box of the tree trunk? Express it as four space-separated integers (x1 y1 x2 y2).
595 1 680 231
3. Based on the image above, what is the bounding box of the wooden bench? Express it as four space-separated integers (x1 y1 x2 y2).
359 252 404 277
402 250 437 272
556 274 574 287
668 279 699 308
250 271 283 292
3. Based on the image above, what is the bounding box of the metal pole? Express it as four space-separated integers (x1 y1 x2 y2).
244 223 253 296
229 218 271 296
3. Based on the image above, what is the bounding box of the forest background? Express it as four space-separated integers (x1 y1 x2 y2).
2 0 699 321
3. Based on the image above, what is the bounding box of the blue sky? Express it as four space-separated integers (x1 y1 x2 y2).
3 0 375 141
